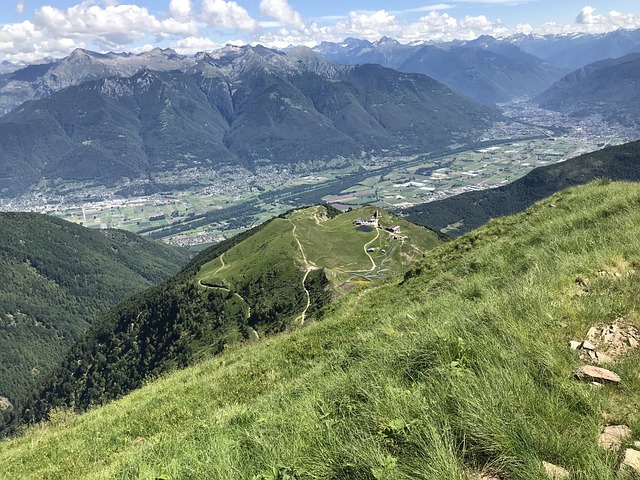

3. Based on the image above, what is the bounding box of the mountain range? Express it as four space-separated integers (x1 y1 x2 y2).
314 36 567 104
0 213 189 408
0 45 500 197
0 48 192 116
507 28 640 69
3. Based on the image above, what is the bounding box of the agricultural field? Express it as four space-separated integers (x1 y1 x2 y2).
2 131 625 249
324 136 623 208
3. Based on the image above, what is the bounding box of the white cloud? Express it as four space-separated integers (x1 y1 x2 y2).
200 0 259 31
169 0 192 20
1 2 640 63
0 20 82 62
395 4 454 14
33 3 197 49
574 6 640 31
404 12 508 42
340 10 400 37
259 0 306 31
170 36 221 53
576 5 597 24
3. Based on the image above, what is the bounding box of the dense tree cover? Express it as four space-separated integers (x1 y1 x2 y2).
0 213 190 410
2 218 334 436
405 140 640 236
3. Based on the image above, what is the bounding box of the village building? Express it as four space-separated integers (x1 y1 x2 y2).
353 209 381 228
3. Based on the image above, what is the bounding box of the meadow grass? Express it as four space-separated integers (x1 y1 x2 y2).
3 181 640 479
196 205 440 295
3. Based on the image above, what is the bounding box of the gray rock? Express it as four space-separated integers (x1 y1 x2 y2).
581 340 597 350
575 365 621 384
596 352 614 364
620 448 640 474
0 396 11 411
587 326 600 342
542 461 570 479
569 340 581 350
599 425 631 450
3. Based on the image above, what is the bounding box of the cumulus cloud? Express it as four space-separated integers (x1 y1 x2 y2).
0 20 82 62
2 2 640 63
169 0 192 20
200 0 259 31
574 6 640 31
259 0 306 31
170 35 221 53
33 3 196 49
396 4 454 14
339 10 400 38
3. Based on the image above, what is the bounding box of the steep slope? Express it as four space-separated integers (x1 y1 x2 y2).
0 46 500 197
3 181 640 479
397 42 565 104
5 206 440 432
404 140 640 236
535 53 640 126
314 38 565 104
0 213 190 407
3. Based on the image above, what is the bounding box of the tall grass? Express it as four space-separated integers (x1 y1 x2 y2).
3 181 640 479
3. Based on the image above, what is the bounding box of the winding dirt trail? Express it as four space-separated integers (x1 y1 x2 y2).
363 227 380 272
288 218 317 326
198 252 252 325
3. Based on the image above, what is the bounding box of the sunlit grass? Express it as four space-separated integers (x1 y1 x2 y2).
3 181 640 479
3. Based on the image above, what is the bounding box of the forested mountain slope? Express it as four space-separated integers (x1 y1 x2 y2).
4 206 440 434
536 53 640 126
0 46 499 196
0 213 189 407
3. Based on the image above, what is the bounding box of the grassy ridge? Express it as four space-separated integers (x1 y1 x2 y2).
6 206 440 435
3 181 640 478
197 205 440 297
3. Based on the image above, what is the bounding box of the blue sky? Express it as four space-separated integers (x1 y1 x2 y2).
2 1 640 62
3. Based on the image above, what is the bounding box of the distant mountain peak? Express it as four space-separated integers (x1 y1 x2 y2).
375 36 400 46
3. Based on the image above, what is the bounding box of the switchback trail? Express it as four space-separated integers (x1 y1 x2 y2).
198 253 252 326
288 218 317 326
363 227 380 272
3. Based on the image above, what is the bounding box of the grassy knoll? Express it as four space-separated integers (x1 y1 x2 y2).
4 181 640 478
197 205 440 296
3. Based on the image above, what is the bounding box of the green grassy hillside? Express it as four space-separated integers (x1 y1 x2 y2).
3 181 640 479
5 206 440 434
404 140 640 236
197 205 439 330
0 213 190 407
197 205 439 296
